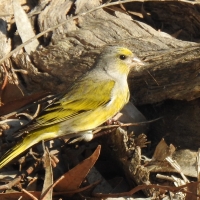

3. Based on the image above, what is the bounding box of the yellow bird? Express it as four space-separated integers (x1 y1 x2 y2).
0 46 144 168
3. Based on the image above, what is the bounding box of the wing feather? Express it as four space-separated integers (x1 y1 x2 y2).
25 79 115 131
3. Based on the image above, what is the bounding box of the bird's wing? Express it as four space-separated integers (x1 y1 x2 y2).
24 79 115 131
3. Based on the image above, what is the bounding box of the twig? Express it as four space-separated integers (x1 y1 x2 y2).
0 176 21 190
95 117 162 130
165 156 189 183
21 188 38 200
93 182 200 198
0 64 8 105
196 148 200 196
65 117 162 139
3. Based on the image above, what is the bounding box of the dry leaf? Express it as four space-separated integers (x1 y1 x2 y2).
1 82 23 106
152 138 175 161
54 145 101 193
0 92 49 116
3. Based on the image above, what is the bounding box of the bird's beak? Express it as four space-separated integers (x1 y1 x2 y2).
132 56 145 66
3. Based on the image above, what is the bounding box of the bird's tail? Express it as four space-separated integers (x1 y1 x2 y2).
0 134 39 169
0 129 58 169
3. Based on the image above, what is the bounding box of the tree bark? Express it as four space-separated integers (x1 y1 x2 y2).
10 0 200 105
1 0 200 193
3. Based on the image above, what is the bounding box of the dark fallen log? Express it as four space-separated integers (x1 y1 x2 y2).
10 0 200 105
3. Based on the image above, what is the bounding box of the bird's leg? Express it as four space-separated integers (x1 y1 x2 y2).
92 113 125 139
106 112 124 126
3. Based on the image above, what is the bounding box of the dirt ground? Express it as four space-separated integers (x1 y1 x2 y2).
139 98 200 150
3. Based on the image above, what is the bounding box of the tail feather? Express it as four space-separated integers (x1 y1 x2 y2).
0 134 39 169
0 129 58 169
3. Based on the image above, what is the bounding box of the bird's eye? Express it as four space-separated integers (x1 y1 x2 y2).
119 55 126 60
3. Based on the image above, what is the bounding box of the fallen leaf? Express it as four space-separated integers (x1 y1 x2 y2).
152 138 175 161
54 145 101 193
0 91 49 116
1 82 24 106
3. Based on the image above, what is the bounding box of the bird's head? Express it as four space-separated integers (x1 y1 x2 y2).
97 46 144 79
